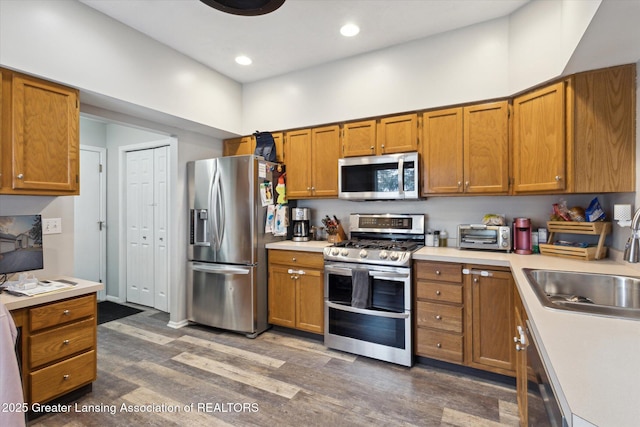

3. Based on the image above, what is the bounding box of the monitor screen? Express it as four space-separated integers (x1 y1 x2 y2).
0 214 44 277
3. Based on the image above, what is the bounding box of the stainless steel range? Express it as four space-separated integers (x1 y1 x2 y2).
323 213 425 367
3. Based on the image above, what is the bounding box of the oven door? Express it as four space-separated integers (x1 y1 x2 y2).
324 263 413 366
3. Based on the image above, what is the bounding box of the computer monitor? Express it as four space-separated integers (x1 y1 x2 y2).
0 214 44 278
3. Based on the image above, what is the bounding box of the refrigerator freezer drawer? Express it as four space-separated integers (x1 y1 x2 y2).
187 262 257 334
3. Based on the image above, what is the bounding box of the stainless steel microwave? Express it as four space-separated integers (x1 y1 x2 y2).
338 152 420 200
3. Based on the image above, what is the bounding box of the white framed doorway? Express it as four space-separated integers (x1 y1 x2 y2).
74 146 107 301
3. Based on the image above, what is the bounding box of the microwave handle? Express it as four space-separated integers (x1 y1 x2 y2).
398 157 404 196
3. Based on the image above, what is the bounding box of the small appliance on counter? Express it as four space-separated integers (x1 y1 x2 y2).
292 208 310 241
513 217 533 254
458 224 511 252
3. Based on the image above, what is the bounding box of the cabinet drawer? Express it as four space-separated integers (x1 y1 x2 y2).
30 295 95 331
414 262 462 283
416 329 463 363
416 301 463 333
269 250 324 269
416 281 462 304
30 350 96 403
30 318 96 368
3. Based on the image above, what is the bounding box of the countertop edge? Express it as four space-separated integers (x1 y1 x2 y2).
1 277 104 311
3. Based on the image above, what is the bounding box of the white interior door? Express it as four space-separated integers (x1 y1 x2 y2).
125 146 169 310
74 146 107 301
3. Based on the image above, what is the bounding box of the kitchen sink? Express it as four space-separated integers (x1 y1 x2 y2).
523 269 640 320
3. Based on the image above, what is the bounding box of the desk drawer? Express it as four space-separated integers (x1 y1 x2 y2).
414 261 462 283
269 250 324 269
416 281 462 304
416 329 463 363
30 318 96 368
416 301 463 333
30 350 96 403
30 294 95 331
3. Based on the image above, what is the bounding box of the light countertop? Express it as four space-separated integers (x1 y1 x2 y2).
266 240 332 252
270 241 640 427
1 276 104 311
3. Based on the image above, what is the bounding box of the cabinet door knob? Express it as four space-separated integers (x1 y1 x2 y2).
465 181 470 188
17 173 24 179
436 343 442 348
434 315 442 320
435 270 441 275
370 146 374 151
63 339 70 345
292 257 296 262
63 374 70 380
435 290 441 296
63 309 70 315
555 175 562 181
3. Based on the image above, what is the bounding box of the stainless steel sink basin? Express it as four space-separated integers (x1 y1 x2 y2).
523 269 640 320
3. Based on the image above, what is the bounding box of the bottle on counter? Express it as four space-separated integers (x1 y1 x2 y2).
439 230 448 247
433 231 440 247
426 231 434 247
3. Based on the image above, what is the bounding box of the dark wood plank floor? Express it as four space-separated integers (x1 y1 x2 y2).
29 306 519 426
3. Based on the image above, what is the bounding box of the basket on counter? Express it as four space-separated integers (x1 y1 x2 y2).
538 221 611 261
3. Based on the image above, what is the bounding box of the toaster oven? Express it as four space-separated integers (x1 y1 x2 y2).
458 224 511 252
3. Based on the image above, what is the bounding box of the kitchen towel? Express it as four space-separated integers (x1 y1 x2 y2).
351 268 370 309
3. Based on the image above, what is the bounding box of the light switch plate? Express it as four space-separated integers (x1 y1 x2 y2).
43 218 62 234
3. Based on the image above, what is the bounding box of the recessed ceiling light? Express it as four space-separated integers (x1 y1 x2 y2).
235 55 253 66
340 23 360 37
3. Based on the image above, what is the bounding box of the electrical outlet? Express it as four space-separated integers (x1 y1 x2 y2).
43 218 62 235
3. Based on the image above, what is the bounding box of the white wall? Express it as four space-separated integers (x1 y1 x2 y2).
241 0 601 134
0 0 243 135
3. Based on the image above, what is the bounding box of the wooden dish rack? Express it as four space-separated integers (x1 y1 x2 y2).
538 221 611 261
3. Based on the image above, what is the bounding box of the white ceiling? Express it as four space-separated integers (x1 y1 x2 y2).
80 0 530 83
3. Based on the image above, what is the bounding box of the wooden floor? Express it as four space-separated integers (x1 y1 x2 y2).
30 307 520 427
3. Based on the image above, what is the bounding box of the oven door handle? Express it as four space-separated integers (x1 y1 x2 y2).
326 301 410 319
370 271 409 280
325 266 360 276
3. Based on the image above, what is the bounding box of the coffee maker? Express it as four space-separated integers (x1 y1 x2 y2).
292 208 310 242
513 218 532 254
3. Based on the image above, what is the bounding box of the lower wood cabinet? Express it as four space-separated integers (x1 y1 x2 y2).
464 265 516 376
11 293 98 405
268 250 324 334
414 260 516 377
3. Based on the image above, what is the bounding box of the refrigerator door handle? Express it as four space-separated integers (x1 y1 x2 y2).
191 263 251 275
210 168 225 250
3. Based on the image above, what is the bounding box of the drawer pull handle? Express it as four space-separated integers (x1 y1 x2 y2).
435 270 441 275
436 343 442 348
435 315 442 320
63 374 70 380
63 310 70 315
435 290 441 296
63 340 70 345
292 257 296 262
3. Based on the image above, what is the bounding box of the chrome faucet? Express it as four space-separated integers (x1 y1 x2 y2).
624 208 640 262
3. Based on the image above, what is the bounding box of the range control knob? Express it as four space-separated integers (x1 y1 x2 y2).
340 248 349 256
379 250 388 260
389 251 400 261
359 249 368 259
330 247 340 256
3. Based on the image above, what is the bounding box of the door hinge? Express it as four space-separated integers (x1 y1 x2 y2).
99 164 103 173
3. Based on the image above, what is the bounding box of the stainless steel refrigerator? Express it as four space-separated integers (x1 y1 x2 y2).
187 155 286 337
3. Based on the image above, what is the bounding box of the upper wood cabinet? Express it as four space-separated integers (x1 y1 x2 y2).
512 81 567 193
342 119 376 157
284 125 340 199
572 65 636 193
377 113 418 154
512 64 635 194
223 132 284 162
422 101 509 195
0 70 80 195
223 135 254 157
343 114 418 157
